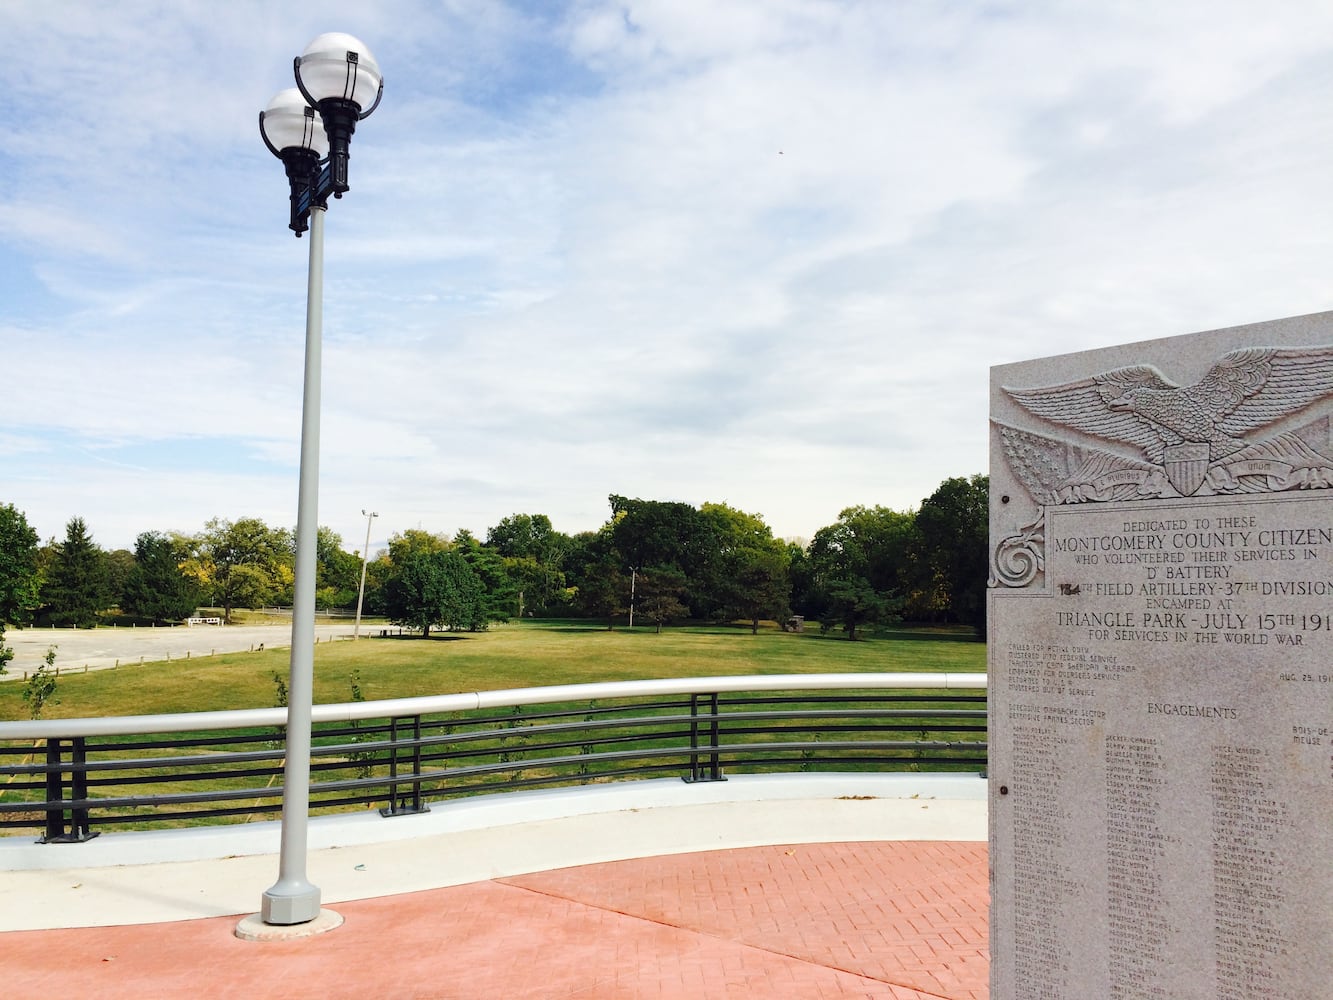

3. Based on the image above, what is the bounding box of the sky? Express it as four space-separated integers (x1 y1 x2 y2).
5 1 1333 556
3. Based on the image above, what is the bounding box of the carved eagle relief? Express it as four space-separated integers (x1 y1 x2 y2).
998 346 1333 500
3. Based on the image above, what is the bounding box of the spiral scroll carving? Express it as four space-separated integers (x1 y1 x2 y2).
990 512 1045 589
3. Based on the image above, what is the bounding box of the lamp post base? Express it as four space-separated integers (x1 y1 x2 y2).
260 881 323 925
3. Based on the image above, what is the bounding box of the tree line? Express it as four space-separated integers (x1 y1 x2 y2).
0 475 987 655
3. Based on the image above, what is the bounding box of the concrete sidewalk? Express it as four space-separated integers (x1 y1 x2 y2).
3 841 991 1000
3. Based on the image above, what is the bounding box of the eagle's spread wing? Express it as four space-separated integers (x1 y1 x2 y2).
1208 346 1333 435
1003 365 1174 457
997 423 1165 504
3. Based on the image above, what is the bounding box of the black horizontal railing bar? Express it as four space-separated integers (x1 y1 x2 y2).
391 713 705 749
75 768 282 792
85 802 288 826
12 730 404 778
469 723 984 756
412 738 692 773
451 760 688 790
39 747 289 775
720 697 986 706
85 727 392 755
21 751 695 817
412 744 699 782
723 743 991 758
714 709 986 725
93 731 291 753
716 722 986 736
716 716 986 729
724 756 986 771
19 767 409 814
0 762 396 809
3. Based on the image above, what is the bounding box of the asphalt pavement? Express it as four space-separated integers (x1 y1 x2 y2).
0 622 383 681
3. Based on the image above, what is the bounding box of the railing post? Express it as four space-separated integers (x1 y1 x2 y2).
69 737 96 841
39 738 99 844
682 692 725 783
41 740 62 843
380 715 429 817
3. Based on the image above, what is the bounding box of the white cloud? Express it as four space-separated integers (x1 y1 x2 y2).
3 1 1333 552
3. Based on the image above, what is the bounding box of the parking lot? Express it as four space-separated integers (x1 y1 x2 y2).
1 621 371 680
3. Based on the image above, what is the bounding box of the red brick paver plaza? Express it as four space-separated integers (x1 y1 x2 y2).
2 841 989 999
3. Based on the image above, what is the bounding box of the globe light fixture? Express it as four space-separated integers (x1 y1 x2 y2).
258 89 328 235
253 33 383 931
294 32 383 198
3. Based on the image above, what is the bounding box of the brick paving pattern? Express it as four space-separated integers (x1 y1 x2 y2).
1 840 989 999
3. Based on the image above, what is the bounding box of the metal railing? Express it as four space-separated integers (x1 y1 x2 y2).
0 673 987 843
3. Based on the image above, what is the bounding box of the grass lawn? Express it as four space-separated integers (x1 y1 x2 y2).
0 620 985 723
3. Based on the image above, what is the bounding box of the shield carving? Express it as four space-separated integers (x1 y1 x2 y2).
1162 443 1210 495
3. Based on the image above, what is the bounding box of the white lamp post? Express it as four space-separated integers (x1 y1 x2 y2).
254 32 382 929
354 509 379 639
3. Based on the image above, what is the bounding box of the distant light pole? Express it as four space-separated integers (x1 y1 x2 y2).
354 509 379 639
256 32 382 928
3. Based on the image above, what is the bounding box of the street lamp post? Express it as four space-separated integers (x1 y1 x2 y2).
354 509 379 639
255 32 383 929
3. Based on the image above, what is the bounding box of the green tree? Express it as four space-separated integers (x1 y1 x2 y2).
722 545 791 633
454 531 516 624
915 474 989 634
384 528 451 568
635 566 690 633
40 517 108 627
316 526 362 609
486 513 572 614
193 517 293 622
565 529 628 628
103 548 135 611
807 507 907 640
501 555 564 617
0 503 41 626
122 531 201 624
359 551 393 617
699 502 791 632
384 548 486 636
486 513 562 562
608 495 718 615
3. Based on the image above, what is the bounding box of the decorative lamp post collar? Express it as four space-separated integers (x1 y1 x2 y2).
259 32 383 236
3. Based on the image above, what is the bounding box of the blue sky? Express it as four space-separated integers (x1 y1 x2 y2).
5 1 1333 554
